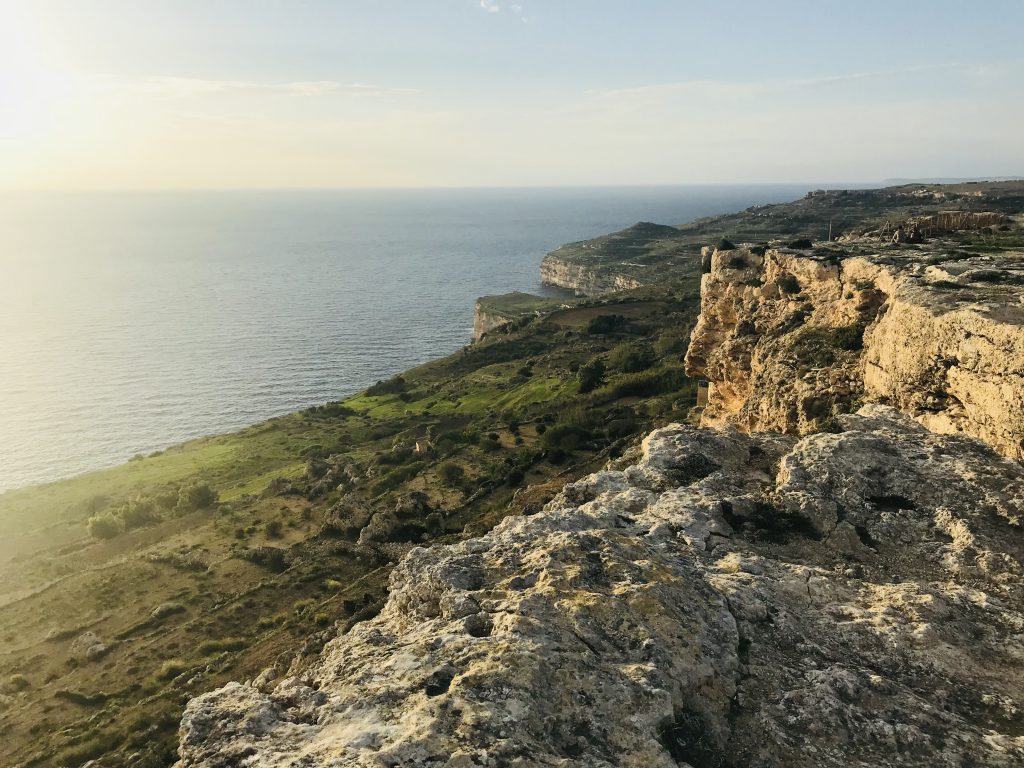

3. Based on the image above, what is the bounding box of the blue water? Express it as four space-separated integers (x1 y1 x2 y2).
0 185 813 492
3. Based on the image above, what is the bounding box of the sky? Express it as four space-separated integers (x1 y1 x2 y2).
1 0 1022 190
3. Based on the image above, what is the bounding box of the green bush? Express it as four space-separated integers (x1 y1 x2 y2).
546 447 567 464
541 423 592 451
153 490 179 510
608 342 654 373
654 330 689 357
716 238 736 251
597 366 691 400
265 519 284 538
177 483 218 513
119 497 160 530
154 659 190 681
197 637 247 656
299 443 327 459
437 462 465 486
87 512 123 540
369 461 426 495
585 314 627 335
366 375 407 396
577 358 606 394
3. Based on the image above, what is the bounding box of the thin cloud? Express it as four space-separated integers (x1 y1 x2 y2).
589 62 991 104
479 0 500 12
88 75 417 99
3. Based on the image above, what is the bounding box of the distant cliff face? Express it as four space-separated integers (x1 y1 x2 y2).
540 251 645 296
686 242 1024 460
472 301 511 341
539 222 690 296
176 408 1024 767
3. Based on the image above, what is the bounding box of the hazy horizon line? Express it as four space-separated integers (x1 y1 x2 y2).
0 180 887 194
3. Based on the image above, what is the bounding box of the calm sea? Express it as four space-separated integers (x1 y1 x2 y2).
0 185 813 492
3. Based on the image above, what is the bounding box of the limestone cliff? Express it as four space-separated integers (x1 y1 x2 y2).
685 241 1024 459
539 222 689 296
472 301 512 341
472 293 564 342
540 251 645 296
176 407 1024 767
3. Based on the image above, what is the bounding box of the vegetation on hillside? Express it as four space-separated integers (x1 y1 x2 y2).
0 292 698 768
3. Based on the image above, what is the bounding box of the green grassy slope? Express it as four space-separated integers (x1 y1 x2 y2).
0 293 699 768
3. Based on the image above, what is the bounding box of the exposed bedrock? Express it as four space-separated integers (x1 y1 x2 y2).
177 407 1024 767
540 252 644 296
685 242 1024 459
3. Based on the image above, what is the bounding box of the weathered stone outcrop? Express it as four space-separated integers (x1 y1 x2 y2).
540 252 644 296
686 242 1024 459
539 222 686 296
472 301 512 341
176 407 1024 767
472 293 563 341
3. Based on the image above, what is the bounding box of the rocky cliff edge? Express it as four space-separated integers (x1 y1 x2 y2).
685 240 1024 460
176 406 1024 767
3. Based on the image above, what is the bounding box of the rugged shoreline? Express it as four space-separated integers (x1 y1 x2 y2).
174 184 1024 767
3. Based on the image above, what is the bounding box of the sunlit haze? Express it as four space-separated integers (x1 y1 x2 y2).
2 0 1023 189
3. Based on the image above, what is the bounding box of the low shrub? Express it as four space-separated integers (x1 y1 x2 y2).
369 461 426 495
176 483 218 513
54 688 108 706
716 238 736 251
119 497 160 530
546 447 567 464
437 462 465 486
608 342 654 373
585 314 627 335
654 330 689 357
198 638 247 656
541 424 592 451
597 366 691 400
87 512 123 540
778 274 801 294
577 358 607 393
155 659 190 681
366 375 407 396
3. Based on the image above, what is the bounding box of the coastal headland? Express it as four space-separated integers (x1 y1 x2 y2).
2 181 1023 767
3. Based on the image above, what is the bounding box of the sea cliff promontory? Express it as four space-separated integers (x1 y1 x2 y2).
175 182 1024 767
4 182 1024 767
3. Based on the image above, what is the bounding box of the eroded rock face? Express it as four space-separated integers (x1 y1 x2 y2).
540 253 644 296
685 242 1024 459
472 302 512 341
176 407 1024 767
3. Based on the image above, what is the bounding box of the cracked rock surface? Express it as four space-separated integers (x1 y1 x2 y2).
176 406 1024 767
